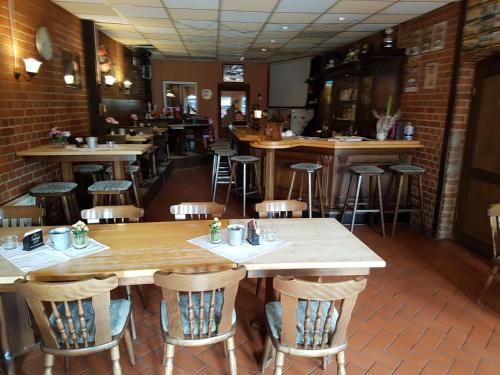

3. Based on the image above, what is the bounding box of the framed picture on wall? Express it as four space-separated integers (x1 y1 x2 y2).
62 49 82 89
423 62 439 89
223 64 244 82
432 22 447 51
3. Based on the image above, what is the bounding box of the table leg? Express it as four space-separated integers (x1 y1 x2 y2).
264 149 275 200
112 161 126 180
60 161 74 182
0 295 15 375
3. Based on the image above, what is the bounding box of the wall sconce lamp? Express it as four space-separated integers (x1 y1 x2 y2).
253 109 263 119
104 74 116 86
166 91 175 98
123 79 133 89
64 74 75 85
15 57 42 80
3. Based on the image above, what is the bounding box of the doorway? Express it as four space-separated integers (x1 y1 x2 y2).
456 54 500 257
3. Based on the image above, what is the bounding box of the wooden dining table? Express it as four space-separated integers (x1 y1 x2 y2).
0 218 385 374
17 144 152 181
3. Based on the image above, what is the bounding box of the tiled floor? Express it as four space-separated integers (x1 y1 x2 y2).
14 166 500 374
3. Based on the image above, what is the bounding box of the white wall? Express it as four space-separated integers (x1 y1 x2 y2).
269 57 312 107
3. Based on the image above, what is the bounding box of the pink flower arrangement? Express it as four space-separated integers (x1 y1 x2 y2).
49 127 71 144
130 114 138 121
105 117 119 125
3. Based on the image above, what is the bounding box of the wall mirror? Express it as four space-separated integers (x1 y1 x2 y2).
162 81 198 115
218 83 249 128
62 49 81 88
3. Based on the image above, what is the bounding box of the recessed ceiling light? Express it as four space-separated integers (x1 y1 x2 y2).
281 26 288 30
261 48 267 52
338 17 346 21
239 56 245 61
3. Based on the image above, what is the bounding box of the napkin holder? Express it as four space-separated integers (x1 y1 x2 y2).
246 221 260 245
23 229 44 251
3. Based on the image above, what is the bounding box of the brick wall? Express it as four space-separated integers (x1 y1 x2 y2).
0 0 90 204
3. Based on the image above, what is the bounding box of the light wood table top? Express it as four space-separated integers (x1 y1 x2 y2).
17 144 151 158
125 134 154 142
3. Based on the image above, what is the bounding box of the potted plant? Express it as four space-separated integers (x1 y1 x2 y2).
49 127 71 147
209 217 223 244
71 220 89 249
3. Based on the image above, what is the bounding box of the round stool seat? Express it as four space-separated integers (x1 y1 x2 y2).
88 180 132 193
350 165 384 175
30 182 78 195
231 155 259 163
290 163 322 172
73 164 104 174
105 165 140 175
389 164 426 174
215 149 236 157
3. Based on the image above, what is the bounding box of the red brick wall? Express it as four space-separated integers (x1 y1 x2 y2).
0 0 90 204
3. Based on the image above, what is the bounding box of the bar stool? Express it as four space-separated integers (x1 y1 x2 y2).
386 164 426 237
212 148 236 201
87 180 132 207
287 163 325 218
341 165 385 236
30 182 78 224
105 165 142 207
225 155 262 218
73 164 105 182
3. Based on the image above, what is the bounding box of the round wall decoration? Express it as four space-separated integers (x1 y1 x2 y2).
35 26 53 61
201 88 212 100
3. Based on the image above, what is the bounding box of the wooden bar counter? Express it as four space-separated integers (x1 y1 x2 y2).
231 128 423 210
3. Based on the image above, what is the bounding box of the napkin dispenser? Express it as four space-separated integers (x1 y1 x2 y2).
23 229 44 251
246 220 260 245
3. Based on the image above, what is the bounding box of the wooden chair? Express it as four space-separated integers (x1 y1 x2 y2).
80 206 145 340
0 206 44 227
255 200 307 219
477 204 500 303
170 202 225 220
0 294 14 375
261 276 367 375
153 266 246 375
14 275 135 375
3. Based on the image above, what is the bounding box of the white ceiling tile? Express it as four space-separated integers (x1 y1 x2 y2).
102 30 143 38
177 28 217 36
315 13 368 23
382 2 445 14
168 9 218 21
363 14 416 23
135 25 177 34
292 37 325 44
76 14 127 23
275 0 338 13
221 0 279 12
55 0 105 3
328 1 393 14
259 31 300 38
220 22 264 31
305 23 349 33
324 35 359 43
126 17 173 27
263 23 306 32
268 13 319 24
181 35 218 42
175 20 217 29
219 30 258 38
56 2 117 15
113 5 168 18
348 23 393 32
107 0 163 5
220 11 270 23
163 0 218 9
112 37 149 44
334 31 373 38
153 41 185 47
97 23 136 31
144 33 180 40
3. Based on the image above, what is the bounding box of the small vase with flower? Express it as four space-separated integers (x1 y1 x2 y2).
71 221 89 249
209 217 223 244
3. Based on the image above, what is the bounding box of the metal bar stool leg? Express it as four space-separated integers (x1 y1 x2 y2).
242 163 247 218
418 174 425 233
212 155 221 201
385 173 395 202
287 171 297 200
350 175 363 233
225 163 237 209
341 174 354 224
307 171 313 218
61 195 72 224
391 174 405 237
253 162 262 198
376 175 386 237
316 172 325 218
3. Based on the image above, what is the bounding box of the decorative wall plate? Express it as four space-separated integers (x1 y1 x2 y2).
201 88 212 100
36 26 53 61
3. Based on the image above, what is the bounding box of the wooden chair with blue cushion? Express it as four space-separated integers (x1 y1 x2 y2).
14 275 135 375
170 202 225 220
153 266 246 375
261 276 367 375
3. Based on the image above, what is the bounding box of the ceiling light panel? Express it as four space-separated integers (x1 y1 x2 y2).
263 23 306 32
275 0 339 13
113 6 168 18
221 0 279 12
162 0 219 9
315 13 368 23
268 12 319 23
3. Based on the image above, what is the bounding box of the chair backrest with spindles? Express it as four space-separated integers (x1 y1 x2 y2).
255 200 307 219
153 266 246 340
488 204 500 259
0 206 44 227
170 202 225 220
14 275 119 350
272 276 366 350
81 205 144 224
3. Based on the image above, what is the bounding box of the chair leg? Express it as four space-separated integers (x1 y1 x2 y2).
418 174 425 234
61 195 72 224
124 327 136 367
243 163 247 218
287 171 297 200
226 336 237 375
125 285 137 340
130 173 141 208
376 175 386 237
273 351 285 375
477 265 499 304
64 356 70 373
307 172 313 218
225 163 237 208
385 174 395 202
261 335 273 373
213 155 221 201
255 278 263 297
92 194 98 207
254 161 263 199
341 174 354 224
110 345 122 375
337 351 346 375
391 174 405 237
44 353 54 375
164 343 175 375
350 175 363 233
137 285 147 309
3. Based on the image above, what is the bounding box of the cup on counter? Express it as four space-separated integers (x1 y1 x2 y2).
48 227 71 251
263 228 276 242
119 128 126 135
227 224 245 246
1 235 18 250
85 137 98 149
106 140 116 148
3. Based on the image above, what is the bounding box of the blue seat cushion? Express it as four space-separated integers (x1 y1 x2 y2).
105 165 140 174
231 155 259 163
88 180 132 192
290 163 322 172
49 299 130 344
30 182 78 194
265 301 338 346
215 149 236 156
160 291 236 336
350 165 384 175
73 164 104 174
389 164 425 174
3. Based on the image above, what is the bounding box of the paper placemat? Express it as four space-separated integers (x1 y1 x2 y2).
188 230 289 263
0 238 109 273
